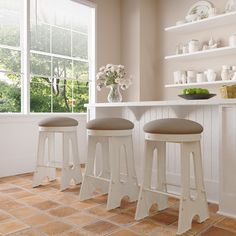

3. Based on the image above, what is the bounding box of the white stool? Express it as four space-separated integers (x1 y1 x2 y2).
79 118 139 210
135 118 209 235
32 117 82 191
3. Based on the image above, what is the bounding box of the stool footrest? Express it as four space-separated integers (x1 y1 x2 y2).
165 182 198 191
38 163 74 169
143 187 181 199
87 175 110 182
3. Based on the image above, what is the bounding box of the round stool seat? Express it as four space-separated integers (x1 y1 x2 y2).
86 118 134 130
143 118 203 135
39 117 78 127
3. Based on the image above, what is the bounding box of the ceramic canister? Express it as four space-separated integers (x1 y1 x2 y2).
188 40 200 53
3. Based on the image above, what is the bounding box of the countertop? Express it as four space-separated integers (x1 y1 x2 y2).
86 99 236 108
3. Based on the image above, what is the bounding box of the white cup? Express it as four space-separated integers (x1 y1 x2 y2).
196 73 205 83
187 70 196 78
209 8 217 17
173 70 183 84
232 72 236 80
229 35 236 47
181 72 187 84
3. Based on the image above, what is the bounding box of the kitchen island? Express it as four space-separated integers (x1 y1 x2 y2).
86 99 236 219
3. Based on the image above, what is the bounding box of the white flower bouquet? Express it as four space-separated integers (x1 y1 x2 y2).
96 64 132 91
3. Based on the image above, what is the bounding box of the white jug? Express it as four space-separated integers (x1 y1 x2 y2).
221 65 231 81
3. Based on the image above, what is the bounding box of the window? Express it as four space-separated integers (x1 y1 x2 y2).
0 0 21 112
0 0 95 113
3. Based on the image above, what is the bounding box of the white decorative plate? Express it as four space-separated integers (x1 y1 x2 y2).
187 1 214 19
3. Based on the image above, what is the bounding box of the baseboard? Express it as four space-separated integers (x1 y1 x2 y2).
217 211 236 219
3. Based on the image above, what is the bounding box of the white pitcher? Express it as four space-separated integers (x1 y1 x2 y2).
221 65 231 81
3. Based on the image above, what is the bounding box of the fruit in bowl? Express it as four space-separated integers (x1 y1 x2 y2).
182 88 209 95
179 88 216 100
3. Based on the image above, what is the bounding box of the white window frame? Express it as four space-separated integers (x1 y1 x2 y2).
17 0 96 114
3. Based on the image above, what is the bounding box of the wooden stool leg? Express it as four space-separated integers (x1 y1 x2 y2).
79 136 109 201
135 141 157 220
156 141 168 211
33 131 50 187
192 141 209 222
107 137 122 210
70 131 82 185
48 133 56 182
177 142 209 235
61 132 71 191
125 136 139 202
100 137 110 179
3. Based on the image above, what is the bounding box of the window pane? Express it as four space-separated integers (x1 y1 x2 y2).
71 4 91 34
52 26 71 56
0 48 21 73
73 81 88 113
52 57 72 79
0 0 21 47
0 72 21 112
73 61 89 81
31 23 50 52
52 79 72 112
72 32 88 59
30 0 93 113
31 53 51 77
30 77 52 112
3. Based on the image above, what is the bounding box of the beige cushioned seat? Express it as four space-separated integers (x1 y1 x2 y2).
39 117 78 127
143 118 203 135
86 118 134 130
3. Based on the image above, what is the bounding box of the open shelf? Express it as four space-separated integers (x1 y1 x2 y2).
165 46 236 61
165 80 236 88
165 11 236 34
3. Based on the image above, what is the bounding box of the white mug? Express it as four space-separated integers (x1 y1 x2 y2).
187 70 196 83
196 73 205 83
229 35 236 47
173 70 184 84
181 72 187 84
208 8 217 17
187 70 196 78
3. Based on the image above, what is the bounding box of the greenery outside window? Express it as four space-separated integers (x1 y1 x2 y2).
0 0 95 113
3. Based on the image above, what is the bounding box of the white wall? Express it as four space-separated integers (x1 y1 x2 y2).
121 0 160 102
0 114 87 178
94 0 121 102
121 0 140 101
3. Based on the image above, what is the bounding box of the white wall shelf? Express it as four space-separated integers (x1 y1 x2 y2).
165 80 236 88
165 46 236 61
165 11 236 34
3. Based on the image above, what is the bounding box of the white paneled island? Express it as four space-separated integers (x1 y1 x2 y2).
86 99 236 219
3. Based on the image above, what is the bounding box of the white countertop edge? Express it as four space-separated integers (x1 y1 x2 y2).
85 99 236 107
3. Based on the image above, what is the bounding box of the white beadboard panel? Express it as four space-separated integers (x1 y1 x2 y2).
211 106 220 181
202 106 212 180
219 106 236 216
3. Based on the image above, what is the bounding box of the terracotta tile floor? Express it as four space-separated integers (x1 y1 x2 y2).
0 171 236 236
